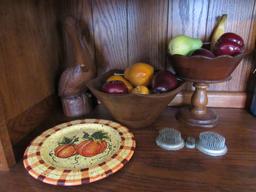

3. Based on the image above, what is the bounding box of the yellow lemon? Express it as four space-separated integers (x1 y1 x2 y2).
132 86 150 95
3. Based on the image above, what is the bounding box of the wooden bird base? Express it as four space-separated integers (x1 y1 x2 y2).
177 82 219 128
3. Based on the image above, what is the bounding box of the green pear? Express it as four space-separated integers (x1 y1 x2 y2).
168 35 202 56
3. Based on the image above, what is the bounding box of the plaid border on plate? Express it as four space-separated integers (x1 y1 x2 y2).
23 119 136 186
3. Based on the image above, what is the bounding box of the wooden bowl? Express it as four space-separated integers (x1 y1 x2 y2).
87 70 185 129
170 54 244 81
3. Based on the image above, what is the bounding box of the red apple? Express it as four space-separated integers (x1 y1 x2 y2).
191 48 215 58
217 33 244 48
102 81 128 94
213 41 242 56
213 32 244 56
152 71 178 93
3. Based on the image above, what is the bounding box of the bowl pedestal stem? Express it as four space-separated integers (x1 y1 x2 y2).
177 82 218 128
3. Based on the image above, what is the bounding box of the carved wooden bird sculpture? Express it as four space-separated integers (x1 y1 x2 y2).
58 16 96 117
59 16 96 98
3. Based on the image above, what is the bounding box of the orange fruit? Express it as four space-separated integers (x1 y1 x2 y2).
132 86 150 95
107 75 133 92
124 63 154 86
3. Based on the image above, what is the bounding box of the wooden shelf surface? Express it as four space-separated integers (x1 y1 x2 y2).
1 105 256 192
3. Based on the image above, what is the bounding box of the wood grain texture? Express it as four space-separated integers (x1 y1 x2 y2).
170 91 247 108
7 95 58 145
0 0 60 120
247 0 256 105
128 0 168 69
168 0 209 39
58 16 96 97
206 0 256 91
1 105 256 191
167 0 209 90
87 70 185 128
58 0 255 93
93 0 128 74
0 0 61 170
0 96 15 171
57 0 94 70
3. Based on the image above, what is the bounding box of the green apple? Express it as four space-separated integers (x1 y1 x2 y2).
168 35 203 56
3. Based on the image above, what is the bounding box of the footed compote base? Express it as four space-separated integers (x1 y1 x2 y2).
177 107 218 128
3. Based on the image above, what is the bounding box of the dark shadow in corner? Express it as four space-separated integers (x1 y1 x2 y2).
245 50 256 115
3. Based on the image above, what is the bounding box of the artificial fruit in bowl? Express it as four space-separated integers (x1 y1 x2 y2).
132 85 150 94
124 63 154 86
217 32 244 48
152 71 178 93
107 75 133 92
210 14 244 56
191 48 216 58
101 63 181 95
168 35 203 56
102 81 128 94
213 32 244 56
210 14 227 49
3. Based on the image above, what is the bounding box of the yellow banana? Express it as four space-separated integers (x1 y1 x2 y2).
211 14 227 50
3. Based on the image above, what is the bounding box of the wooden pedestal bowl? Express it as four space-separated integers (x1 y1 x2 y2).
170 54 244 128
87 70 185 129
171 54 244 81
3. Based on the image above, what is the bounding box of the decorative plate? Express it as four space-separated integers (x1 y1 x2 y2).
23 119 135 186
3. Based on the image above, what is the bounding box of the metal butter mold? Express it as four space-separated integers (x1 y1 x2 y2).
156 128 184 151
185 136 196 149
196 131 227 157
155 128 228 157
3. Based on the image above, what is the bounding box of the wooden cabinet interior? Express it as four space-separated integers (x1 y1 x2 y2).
0 0 255 170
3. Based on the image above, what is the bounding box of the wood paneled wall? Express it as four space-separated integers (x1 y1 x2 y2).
0 0 60 121
0 0 62 148
59 0 256 92
0 0 61 169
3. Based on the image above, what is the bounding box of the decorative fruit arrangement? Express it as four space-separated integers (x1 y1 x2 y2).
213 33 244 56
168 14 245 58
191 48 215 58
124 63 154 86
106 75 133 92
132 85 150 94
54 131 109 158
168 35 203 56
102 81 128 94
152 71 178 93
101 62 179 95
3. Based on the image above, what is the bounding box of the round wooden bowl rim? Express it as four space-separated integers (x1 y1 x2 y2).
88 80 186 99
171 53 245 60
